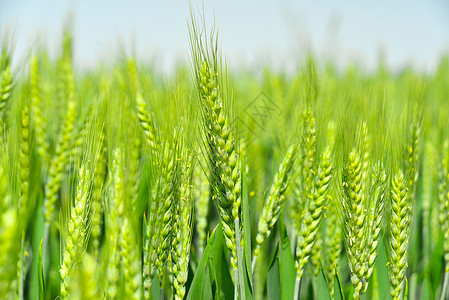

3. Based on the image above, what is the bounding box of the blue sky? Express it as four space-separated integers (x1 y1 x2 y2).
1 0 448 73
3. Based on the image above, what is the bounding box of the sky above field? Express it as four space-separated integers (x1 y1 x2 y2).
1 0 448 74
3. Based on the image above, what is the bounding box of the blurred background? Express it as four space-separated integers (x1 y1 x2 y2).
1 0 448 74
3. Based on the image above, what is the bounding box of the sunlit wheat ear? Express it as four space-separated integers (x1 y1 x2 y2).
253 143 296 266
173 152 194 300
196 60 241 271
155 143 177 281
59 164 91 299
295 146 332 280
388 169 410 300
342 148 366 299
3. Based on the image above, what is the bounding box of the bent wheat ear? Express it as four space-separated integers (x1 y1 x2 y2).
388 169 410 300
253 143 296 266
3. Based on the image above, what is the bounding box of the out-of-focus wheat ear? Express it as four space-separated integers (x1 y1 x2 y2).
310 233 323 277
439 139 449 299
174 152 194 300
18 98 31 223
405 121 420 200
17 97 31 300
143 180 162 299
253 143 296 269
294 146 332 298
359 121 371 196
70 254 98 300
362 161 387 294
120 216 141 300
342 148 366 299
91 131 107 261
0 66 12 122
291 106 316 244
194 151 210 257
388 169 410 300
136 93 159 153
30 56 49 167
105 148 125 300
155 143 177 282
127 58 140 99
59 164 92 299
44 98 78 224
422 141 437 254
0 208 20 298
0 149 20 298
324 194 343 299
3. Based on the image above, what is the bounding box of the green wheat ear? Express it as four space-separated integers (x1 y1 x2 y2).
59 164 92 299
342 148 365 299
0 67 12 122
173 151 194 300
105 148 125 299
30 56 49 167
295 146 333 283
389 169 410 300
194 149 210 257
253 142 297 268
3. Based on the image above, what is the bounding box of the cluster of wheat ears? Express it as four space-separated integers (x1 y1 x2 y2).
0 13 448 300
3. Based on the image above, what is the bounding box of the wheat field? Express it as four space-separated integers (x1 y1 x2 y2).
0 11 448 300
